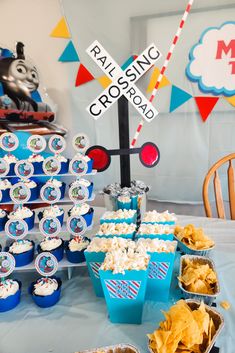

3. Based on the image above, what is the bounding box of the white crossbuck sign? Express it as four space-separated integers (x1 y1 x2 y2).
86 41 162 122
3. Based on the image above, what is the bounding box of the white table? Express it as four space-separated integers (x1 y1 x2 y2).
0 208 234 353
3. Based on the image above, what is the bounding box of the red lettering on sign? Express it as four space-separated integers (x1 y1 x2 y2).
229 61 235 74
216 40 235 59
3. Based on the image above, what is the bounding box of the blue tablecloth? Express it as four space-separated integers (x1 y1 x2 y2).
0 212 234 353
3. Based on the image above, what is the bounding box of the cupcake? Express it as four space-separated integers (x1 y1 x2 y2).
8 206 35 230
0 279 21 312
0 209 8 231
65 236 90 263
38 237 64 262
0 179 12 202
70 179 93 199
3 154 18 176
54 155 69 174
20 179 39 201
28 154 44 174
68 203 94 227
6 239 35 267
38 205 64 226
44 179 66 199
29 277 62 308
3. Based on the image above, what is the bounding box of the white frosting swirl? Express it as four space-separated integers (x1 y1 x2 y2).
40 237 62 251
55 155 67 162
9 239 33 254
9 206 33 219
70 204 90 216
33 278 58 296
68 237 89 252
28 154 44 162
0 280 19 299
118 195 131 203
71 179 90 188
0 179 11 190
46 179 62 188
43 206 64 218
3 154 18 163
86 237 135 253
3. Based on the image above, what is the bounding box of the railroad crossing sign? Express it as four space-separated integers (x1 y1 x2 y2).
86 41 161 121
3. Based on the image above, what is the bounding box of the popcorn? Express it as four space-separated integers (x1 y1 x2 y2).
136 238 177 254
143 210 177 223
100 248 150 274
137 224 173 235
86 237 135 253
118 195 131 203
102 209 136 220
97 222 136 236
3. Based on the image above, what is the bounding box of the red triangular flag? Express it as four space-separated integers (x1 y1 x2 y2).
194 97 219 122
75 64 94 87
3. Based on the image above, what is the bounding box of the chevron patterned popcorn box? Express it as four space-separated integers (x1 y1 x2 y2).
146 251 176 302
99 269 148 324
84 251 106 297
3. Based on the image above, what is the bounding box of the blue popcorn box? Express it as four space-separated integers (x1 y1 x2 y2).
1 188 11 202
84 251 106 297
146 251 176 302
0 280 21 312
5 241 35 267
29 277 62 308
0 213 8 231
117 200 132 210
135 233 174 241
131 195 138 210
142 221 176 226
95 233 134 240
37 240 64 262
99 269 148 324
100 212 137 225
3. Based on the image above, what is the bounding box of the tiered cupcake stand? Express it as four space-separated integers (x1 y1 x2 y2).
0 132 96 279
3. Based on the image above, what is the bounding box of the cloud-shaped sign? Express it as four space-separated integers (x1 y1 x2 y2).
186 22 235 96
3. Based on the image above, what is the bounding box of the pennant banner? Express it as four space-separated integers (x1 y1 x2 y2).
194 97 219 122
50 17 71 38
147 67 171 93
224 95 235 107
59 41 79 62
170 85 192 112
97 75 112 89
75 64 94 87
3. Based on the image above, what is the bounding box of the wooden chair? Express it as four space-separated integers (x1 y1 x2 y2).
203 153 235 219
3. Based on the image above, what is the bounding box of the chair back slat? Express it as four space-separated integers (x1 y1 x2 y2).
213 170 225 219
228 160 235 220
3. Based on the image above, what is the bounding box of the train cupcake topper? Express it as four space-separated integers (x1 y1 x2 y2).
39 217 61 237
68 182 89 203
43 157 61 176
69 154 88 176
0 133 19 152
48 135 66 154
40 183 61 204
35 252 58 277
0 252 15 278
14 160 34 179
27 135 46 153
10 182 31 204
66 215 87 236
72 133 90 154
5 219 29 240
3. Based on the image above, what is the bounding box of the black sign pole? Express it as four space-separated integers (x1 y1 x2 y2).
117 96 131 188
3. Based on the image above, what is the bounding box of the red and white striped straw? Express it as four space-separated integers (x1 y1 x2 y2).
131 0 194 148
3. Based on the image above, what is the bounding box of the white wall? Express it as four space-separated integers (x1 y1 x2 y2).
0 0 234 202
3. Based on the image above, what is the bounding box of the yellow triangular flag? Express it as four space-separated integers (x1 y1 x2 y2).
224 95 235 107
146 67 171 93
50 17 71 38
97 75 112 89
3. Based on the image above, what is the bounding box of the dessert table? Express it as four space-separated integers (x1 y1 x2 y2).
0 207 234 353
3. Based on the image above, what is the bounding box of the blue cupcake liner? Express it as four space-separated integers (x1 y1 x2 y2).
28 186 40 201
32 161 43 175
5 241 35 267
95 233 134 239
38 210 64 226
0 214 8 231
65 240 88 263
59 183 66 199
8 211 35 231
0 280 21 312
59 160 69 174
131 195 138 210
87 182 93 199
135 233 174 241
142 221 176 226
37 240 64 262
29 277 62 308
68 207 94 227
87 158 93 174
0 188 11 202
7 163 16 176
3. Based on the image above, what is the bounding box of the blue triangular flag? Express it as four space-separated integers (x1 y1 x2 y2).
58 40 80 62
170 85 192 112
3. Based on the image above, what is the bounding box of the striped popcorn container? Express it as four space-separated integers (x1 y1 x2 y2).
99 269 148 324
84 251 106 297
146 250 176 302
